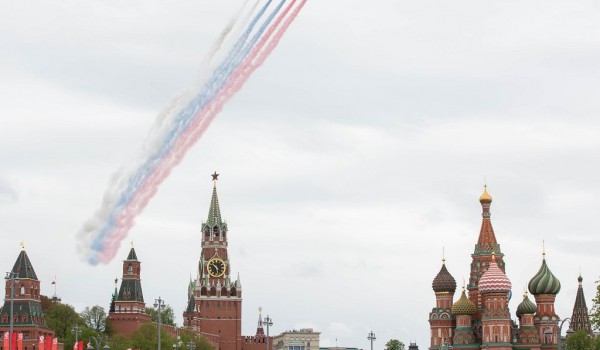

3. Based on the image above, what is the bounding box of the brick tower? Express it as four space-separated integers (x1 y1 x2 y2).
0 246 54 349
183 173 242 350
108 245 151 337
528 251 561 350
429 258 457 349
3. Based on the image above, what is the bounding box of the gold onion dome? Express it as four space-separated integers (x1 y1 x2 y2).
479 185 492 204
528 256 561 295
452 288 477 316
478 254 512 294
432 261 457 293
516 292 537 316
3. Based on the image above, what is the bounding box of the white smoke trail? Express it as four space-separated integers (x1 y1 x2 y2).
76 1 256 264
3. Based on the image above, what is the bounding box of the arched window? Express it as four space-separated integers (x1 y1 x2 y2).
128 264 133 274
213 226 220 237
204 227 210 239
201 287 207 296
20 285 25 295
222 287 228 297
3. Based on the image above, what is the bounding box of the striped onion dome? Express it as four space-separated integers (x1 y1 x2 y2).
478 255 512 294
528 257 561 295
516 293 537 316
432 262 457 293
452 288 477 315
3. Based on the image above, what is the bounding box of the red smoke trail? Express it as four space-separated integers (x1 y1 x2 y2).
97 0 307 264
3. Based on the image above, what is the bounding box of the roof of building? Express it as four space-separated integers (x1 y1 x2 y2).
528 255 561 295
516 292 537 316
432 261 457 293
126 247 138 261
206 175 223 227
478 254 511 294
452 287 477 316
11 250 38 280
474 186 500 255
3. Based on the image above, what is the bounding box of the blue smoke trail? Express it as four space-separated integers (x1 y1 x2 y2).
90 0 287 257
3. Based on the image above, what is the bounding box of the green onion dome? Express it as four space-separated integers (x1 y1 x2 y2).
528 257 561 295
452 288 477 315
479 255 512 294
432 262 457 293
516 293 537 316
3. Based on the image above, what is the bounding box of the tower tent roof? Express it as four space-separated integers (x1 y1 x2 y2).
475 186 500 254
569 274 592 335
126 247 138 261
11 250 38 280
206 173 223 227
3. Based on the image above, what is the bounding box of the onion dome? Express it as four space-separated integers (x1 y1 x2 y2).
452 288 477 315
516 292 537 316
432 261 457 293
528 255 561 295
479 185 492 204
478 254 512 294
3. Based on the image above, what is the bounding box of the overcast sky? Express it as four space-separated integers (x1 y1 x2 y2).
2 0 600 348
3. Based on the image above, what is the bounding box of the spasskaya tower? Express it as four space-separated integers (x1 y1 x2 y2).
183 172 243 350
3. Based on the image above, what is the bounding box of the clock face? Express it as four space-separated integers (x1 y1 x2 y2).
207 258 226 277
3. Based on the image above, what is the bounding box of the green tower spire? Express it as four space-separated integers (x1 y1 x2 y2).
207 171 223 227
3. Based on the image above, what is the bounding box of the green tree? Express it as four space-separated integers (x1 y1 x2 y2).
45 303 83 339
178 329 213 350
590 277 600 331
145 305 176 326
81 306 108 333
566 330 593 350
130 322 174 350
385 339 405 350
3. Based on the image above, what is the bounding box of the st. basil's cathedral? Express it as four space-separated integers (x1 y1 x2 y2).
429 187 564 350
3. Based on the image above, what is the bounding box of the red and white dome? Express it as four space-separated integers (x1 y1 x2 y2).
478 256 512 294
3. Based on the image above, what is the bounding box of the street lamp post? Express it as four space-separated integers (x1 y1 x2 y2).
367 331 376 350
558 318 573 350
72 324 82 345
154 297 165 350
5 271 17 350
86 335 109 350
264 315 273 350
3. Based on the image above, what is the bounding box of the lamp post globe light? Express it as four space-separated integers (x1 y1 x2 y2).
367 331 376 350
154 297 165 350
264 315 273 350
86 335 109 350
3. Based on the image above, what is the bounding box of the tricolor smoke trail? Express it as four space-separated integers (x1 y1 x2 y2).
77 0 307 265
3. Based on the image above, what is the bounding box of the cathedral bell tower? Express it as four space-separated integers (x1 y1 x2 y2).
184 173 242 350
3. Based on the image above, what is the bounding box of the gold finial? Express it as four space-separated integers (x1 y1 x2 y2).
258 306 262 313
114 278 118 286
442 247 446 264
20 242 25 251
462 278 466 291
542 240 546 259
130 241 134 248
491 251 496 262
479 184 492 204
